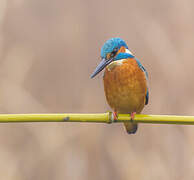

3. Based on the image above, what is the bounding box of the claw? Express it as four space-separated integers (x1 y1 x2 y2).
130 112 136 121
113 111 118 121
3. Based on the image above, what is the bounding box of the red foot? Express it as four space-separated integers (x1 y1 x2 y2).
130 112 136 121
113 111 118 121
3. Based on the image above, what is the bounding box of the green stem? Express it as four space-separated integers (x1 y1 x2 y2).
0 113 193 125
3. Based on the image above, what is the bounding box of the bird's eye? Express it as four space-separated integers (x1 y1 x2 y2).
111 48 118 57
106 48 118 60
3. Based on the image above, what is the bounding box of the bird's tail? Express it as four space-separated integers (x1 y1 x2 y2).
124 122 138 134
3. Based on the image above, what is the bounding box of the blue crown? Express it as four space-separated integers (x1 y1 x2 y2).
101 38 128 59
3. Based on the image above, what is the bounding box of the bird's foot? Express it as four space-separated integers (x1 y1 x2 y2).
130 112 136 122
112 111 118 121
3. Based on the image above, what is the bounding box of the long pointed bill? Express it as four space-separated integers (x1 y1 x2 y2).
91 58 113 78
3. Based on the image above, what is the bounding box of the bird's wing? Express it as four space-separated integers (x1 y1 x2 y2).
135 58 149 105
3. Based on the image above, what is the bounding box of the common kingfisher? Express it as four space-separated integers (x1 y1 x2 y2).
91 38 149 134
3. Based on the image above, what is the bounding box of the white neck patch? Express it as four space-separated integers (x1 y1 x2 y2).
125 48 133 55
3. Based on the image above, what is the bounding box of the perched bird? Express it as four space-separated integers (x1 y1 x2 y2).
91 38 149 134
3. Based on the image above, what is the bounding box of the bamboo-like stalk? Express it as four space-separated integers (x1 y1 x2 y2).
0 113 193 125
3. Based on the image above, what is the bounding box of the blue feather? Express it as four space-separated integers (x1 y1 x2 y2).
114 53 134 60
135 58 149 105
145 90 149 105
101 38 128 59
135 58 148 79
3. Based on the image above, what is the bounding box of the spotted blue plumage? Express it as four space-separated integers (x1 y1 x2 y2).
101 38 128 59
135 58 149 105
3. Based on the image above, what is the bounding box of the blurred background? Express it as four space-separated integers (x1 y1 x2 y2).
0 0 194 179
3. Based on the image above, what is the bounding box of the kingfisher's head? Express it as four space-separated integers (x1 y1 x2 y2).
91 37 134 78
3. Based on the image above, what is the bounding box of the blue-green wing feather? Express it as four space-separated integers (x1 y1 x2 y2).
135 58 149 105
145 89 149 105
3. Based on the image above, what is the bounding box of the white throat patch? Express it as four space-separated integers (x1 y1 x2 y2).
106 48 133 71
107 59 125 71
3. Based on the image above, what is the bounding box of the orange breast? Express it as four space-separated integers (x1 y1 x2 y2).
103 58 147 114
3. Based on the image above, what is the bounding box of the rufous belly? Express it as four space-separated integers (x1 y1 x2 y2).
103 58 147 114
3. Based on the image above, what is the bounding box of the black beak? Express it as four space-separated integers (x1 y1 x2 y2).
91 58 113 78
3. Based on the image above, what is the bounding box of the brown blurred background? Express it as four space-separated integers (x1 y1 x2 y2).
0 0 194 179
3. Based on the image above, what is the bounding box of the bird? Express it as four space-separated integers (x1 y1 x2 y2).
91 37 149 134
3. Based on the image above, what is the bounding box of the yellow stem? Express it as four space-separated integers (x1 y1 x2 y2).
0 113 193 125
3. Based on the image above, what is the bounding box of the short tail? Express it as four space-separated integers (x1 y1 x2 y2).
124 122 138 134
